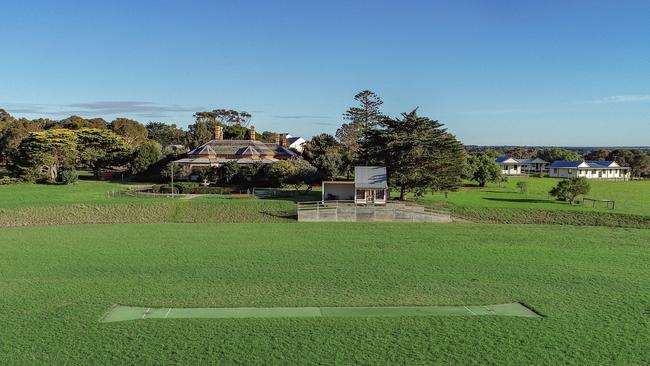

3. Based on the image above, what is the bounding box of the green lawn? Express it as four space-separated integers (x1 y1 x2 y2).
419 177 650 216
0 180 138 208
1 223 648 365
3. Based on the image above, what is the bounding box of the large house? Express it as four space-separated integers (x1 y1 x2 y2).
322 166 388 205
496 156 549 175
173 125 296 177
548 160 630 180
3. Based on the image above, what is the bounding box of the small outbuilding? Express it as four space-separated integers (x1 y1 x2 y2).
322 166 388 205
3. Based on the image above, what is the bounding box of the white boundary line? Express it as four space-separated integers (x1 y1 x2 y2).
464 306 477 315
142 308 151 319
165 308 172 318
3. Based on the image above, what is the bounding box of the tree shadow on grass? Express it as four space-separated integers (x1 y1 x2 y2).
482 197 559 204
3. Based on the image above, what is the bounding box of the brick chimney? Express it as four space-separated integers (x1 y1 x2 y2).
280 133 289 147
248 125 256 141
214 126 223 140
275 133 280 145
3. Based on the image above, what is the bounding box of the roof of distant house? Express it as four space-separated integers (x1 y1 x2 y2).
188 139 296 158
549 160 625 169
495 156 519 164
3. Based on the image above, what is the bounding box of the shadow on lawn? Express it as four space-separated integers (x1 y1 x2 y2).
482 197 558 204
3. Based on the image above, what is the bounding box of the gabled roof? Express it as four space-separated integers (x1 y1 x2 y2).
586 160 619 168
520 158 548 164
189 139 296 159
495 156 520 164
550 160 622 169
355 166 388 189
549 161 588 168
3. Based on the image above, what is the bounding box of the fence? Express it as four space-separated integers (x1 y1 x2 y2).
297 200 452 223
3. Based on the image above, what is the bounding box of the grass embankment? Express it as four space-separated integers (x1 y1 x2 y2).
419 177 650 227
1 223 648 364
0 181 298 226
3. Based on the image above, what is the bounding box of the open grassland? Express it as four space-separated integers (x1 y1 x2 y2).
419 177 650 227
0 180 138 208
1 223 648 365
0 181 298 226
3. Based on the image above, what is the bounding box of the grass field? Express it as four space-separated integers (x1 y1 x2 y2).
420 177 650 215
1 223 648 365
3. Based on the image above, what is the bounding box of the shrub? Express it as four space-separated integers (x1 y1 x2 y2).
0 176 19 185
549 177 590 204
58 169 79 185
516 181 528 193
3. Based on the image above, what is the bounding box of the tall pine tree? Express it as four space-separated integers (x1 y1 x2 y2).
336 90 384 161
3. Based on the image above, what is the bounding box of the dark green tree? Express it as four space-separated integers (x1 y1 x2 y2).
608 149 650 177
145 122 189 147
222 161 240 184
362 110 466 199
9 129 78 182
550 177 591 204
537 147 581 162
59 115 108 130
76 128 130 177
337 90 384 160
129 140 163 175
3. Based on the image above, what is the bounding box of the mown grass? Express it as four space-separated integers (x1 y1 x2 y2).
0 223 648 365
0 180 139 208
415 177 650 226
0 199 297 227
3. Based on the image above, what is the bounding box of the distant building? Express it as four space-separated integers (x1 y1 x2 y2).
286 135 306 153
495 156 523 175
548 161 630 180
322 166 388 205
172 126 296 177
519 158 549 174
496 156 549 175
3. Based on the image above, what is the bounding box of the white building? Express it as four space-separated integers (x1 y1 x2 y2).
548 161 630 180
322 166 388 205
520 158 549 173
286 135 306 153
495 156 523 175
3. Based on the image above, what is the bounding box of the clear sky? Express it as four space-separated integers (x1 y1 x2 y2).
1 0 649 146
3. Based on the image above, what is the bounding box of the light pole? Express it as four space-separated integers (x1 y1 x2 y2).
170 163 174 199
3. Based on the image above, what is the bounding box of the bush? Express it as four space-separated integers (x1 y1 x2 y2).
58 169 79 185
0 176 19 185
516 181 528 193
549 177 590 204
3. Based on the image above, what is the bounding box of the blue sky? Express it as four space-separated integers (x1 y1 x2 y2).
1 0 649 146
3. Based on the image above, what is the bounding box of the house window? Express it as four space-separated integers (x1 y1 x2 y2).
356 189 366 200
568 169 572 174
375 189 385 201
553 168 558 174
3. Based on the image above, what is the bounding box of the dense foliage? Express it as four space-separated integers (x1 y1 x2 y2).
549 177 591 203
464 152 503 187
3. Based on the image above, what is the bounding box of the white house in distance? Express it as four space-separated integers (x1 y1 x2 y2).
496 156 549 175
286 135 306 153
520 158 549 174
495 156 523 175
322 166 388 205
548 160 630 180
